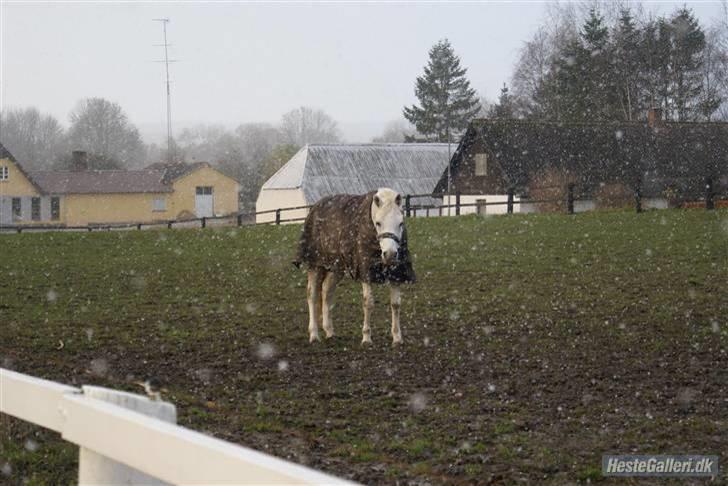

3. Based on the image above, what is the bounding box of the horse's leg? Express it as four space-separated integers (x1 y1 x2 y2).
321 271 340 338
361 282 374 344
390 285 403 345
307 269 324 342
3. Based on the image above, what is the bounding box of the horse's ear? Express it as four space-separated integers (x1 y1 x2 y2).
374 195 381 207
395 194 402 206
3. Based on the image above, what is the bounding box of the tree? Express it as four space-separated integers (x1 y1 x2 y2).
67 98 146 169
488 83 516 119
403 39 481 142
612 9 643 120
668 8 706 121
279 107 340 146
371 120 416 143
0 107 66 169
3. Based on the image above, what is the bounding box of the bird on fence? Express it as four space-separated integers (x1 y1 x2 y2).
135 377 166 401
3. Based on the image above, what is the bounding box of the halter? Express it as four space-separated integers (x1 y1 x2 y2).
377 232 401 244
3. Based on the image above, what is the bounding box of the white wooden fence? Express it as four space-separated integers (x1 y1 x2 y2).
0 368 354 485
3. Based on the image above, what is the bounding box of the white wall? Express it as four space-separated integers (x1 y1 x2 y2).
255 188 308 224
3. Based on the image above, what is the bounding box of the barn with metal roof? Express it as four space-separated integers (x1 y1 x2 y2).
256 143 450 223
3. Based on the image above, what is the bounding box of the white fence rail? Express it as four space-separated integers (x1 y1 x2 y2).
0 368 354 485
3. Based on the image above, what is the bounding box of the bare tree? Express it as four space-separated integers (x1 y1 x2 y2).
279 107 341 146
0 107 66 169
371 119 416 143
67 98 146 169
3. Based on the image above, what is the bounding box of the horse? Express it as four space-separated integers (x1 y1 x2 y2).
293 188 416 345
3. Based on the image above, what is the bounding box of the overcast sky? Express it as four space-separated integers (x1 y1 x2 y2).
1 1 725 142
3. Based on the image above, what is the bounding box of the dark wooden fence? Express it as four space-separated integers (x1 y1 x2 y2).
1 177 724 234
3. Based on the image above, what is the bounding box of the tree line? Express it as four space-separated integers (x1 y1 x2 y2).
0 102 341 210
509 3 728 122
404 3 728 140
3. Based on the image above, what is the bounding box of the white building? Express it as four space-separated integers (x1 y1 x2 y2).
256 144 451 223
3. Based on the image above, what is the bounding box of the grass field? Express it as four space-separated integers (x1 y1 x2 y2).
1 209 727 484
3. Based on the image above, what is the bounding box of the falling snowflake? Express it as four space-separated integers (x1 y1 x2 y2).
408 392 428 413
1 462 11 476
487 383 496 393
24 439 39 452
46 289 58 303
90 358 108 377
277 360 289 371
256 342 276 360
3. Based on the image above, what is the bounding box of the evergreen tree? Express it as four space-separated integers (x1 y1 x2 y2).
489 83 516 119
403 39 480 142
612 9 642 120
669 8 706 121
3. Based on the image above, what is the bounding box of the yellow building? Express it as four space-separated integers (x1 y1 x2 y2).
0 145 240 226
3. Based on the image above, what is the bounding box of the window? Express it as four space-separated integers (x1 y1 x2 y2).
196 186 213 195
31 197 41 221
152 197 166 212
11 198 21 221
0 166 8 181
51 197 60 221
475 153 488 176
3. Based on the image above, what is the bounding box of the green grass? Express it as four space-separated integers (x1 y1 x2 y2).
1 209 727 484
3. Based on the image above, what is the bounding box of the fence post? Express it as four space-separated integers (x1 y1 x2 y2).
201 217 206 229
167 221 173 230
275 209 281 225
405 195 411 218
705 176 714 210
78 385 176 485
16 227 22 234
236 214 242 227
567 184 575 214
137 223 142 231
507 188 514 214
635 183 642 213
88 227 93 232
455 192 461 216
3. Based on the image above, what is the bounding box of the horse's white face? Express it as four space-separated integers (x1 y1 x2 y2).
371 188 404 265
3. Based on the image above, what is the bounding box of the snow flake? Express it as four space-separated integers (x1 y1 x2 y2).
408 392 428 413
256 342 276 360
46 289 58 303
277 360 289 372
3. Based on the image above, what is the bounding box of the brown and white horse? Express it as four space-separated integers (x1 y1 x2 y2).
294 188 416 345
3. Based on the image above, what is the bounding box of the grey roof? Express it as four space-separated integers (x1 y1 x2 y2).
145 161 211 184
262 144 450 204
28 169 172 194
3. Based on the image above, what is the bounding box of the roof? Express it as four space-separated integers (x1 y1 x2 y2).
145 161 211 184
434 119 728 197
262 144 452 204
0 141 44 193
28 169 172 194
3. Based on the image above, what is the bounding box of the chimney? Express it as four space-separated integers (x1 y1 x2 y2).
71 150 88 171
647 108 662 129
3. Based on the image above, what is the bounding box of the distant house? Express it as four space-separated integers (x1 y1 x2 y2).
434 112 728 214
256 143 451 223
0 145 240 226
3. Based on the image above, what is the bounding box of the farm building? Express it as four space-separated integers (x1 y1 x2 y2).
0 145 240 226
256 143 451 223
435 112 728 214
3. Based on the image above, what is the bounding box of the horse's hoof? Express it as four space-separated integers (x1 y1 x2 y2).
325 332 335 339
392 339 403 346
361 337 372 345
309 334 320 343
